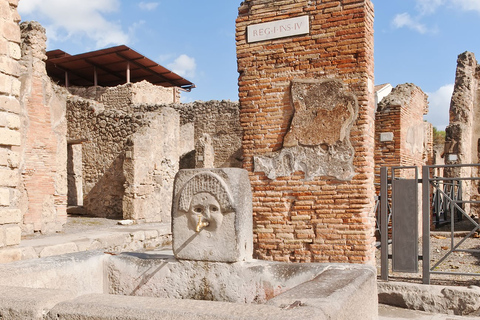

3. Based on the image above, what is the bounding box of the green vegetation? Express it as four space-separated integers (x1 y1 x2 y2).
433 127 446 145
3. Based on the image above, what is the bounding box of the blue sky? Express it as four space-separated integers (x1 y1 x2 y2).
17 0 480 130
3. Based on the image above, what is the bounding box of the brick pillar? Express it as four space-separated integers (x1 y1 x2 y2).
19 22 68 234
236 0 376 264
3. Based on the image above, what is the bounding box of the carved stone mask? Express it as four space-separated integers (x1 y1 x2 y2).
187 192 223 232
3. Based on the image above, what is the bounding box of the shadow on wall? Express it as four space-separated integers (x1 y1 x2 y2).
83 153 125 219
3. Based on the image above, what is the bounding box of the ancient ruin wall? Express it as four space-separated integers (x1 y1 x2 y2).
18 22 68 234
173 100 243 168
236 0 376 263
67 80 180 111
375 83 430 179
123 107 181 223
67 98 241 220
0 0 22 246
67 98 151 218
445 52 480 212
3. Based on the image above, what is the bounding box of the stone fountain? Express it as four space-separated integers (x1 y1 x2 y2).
0 168 378 319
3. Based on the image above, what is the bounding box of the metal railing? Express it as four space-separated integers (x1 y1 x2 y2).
422 164 480 284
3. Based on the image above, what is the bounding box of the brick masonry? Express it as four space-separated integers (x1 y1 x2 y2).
18 22 68 234
236 0 376 263
375 83 432 180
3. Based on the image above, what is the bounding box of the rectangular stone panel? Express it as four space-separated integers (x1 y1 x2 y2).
172 168 253 262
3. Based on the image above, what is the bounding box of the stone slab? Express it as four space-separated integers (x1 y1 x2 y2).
45 293 322 320
378 281 480 316
0 286 74 320
268 266 378 320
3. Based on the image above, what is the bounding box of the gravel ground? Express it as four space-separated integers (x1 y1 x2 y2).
376 219 480 286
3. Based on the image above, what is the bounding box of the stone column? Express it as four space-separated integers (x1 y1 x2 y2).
0 0 22 249
236 0 376 263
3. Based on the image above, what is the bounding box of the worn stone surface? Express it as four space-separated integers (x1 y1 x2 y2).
0 286 75 320
172 168 253 262
254 79 358 181
284 79 358 148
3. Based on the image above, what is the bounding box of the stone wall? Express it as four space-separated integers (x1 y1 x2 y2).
18 21 68 234
123 107 181 223
236 0 376 263
67 80 180 111
173 100 243 168
67 98 242 220
445 52 480 214
0 0 22 245
67 98 149 218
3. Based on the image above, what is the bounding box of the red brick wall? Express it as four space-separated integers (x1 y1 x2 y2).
20 22 67 234
236 0 375 264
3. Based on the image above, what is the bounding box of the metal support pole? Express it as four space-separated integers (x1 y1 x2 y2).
422 166 431 284
126 62 130 83
380 166 389 281
65 71 69 88
94 66 98 86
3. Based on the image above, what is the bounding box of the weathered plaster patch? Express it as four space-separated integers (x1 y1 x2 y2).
255 79 358 181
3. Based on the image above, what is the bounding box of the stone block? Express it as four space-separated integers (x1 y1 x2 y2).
2 20 20 43
0 95 20 113
0 247 21 263
172 168 253 262
0 208 20 224
5 225 20 246
0 168 17 186
6 113 20 129
38 243 79 258
0 188 10 206
8 42 20 60
0 56 20 76
0 286 74 320
0 127 20 146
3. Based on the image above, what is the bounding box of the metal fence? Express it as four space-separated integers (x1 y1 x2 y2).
378 164 480 284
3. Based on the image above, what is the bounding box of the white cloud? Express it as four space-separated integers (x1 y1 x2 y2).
415 0 445 15
168 54 196 79
425 84 454 130
18 0 129 49
451 0 480 13
139 2 160 11
392 13 428 34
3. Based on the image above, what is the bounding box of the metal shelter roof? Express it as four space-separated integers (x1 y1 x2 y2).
46 45 195 91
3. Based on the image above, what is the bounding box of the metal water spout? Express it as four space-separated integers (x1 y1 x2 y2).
195 215 209 232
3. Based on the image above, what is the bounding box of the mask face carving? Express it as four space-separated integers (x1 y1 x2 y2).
187 192 223 232
172 169 253 262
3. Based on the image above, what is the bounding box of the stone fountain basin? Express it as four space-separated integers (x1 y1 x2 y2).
0 250 377 319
